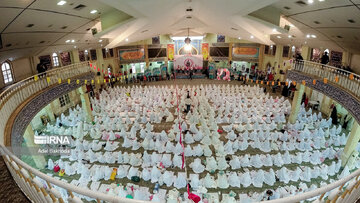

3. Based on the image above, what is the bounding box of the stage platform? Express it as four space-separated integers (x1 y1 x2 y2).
175 73 206 79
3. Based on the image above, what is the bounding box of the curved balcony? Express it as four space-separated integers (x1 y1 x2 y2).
0 61 360 203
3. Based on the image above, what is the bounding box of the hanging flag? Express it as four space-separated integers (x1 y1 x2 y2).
271 81 274 86
34 75 39 81
58 78 62 84
97 79 100 84
46 77 50 84
302 80 306 85
261 81 263 85
91 80 94 84
76 79 80 84
68 79 71 84
266 81 269 85
313 79 316 85
324 78 328 84
335 76 339 83
256 80 258 84
84 80 87 84
90 63 92 67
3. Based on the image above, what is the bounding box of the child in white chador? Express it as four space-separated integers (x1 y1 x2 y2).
252 169 265 188
162 171 174 187
228 172 240 188
150 165 161 183
264 169 276 186
203 173 217 188
206 157 218 172
174 173 187 189
190 158 205 174
240 171 252 188
230 156 241 169
217 172 229 189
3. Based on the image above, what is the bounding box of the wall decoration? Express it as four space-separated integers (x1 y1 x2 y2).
152 36 160 44
167 44 175 60
60 52 71 66
311 48 321 62
202 43 209 60
282 46 290 58
174 55 203 70
90 50 97 61
174 39 201 55
78 51 85 62
330 51 343 67
217 35 225 42
119 49 145 61
232 47 259 58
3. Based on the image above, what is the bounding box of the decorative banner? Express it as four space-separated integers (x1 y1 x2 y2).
330 51 342 67
313 80 316 85
232 47 259 58
174 55 203 70
167 44 175 60
201 43 209 60
119 49 145 60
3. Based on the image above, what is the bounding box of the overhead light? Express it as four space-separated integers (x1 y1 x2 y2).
65 40 70 43
319 0 325 1
71 39 75 43
306 34 310 38
272 28 277 32
57 1 66 6
289 24 295 27
308 0 314 4
99 39 103 42
101 44 103 47
305 41 307 44
288 35 292 38
238 37 241 39
90 10 97 14
277 36 282 38
250 35 254 39
171 36 204 40
270 45 273 48
184 44 192 51
311 34 317 38
74 46 77 48
125 38 129 42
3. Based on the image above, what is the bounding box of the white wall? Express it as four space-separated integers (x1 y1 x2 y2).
350 54 360 74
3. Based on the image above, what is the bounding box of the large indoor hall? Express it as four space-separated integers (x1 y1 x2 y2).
0 0 360 203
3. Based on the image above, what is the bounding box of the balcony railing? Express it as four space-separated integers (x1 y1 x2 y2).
293 60 360 99
0 61 359 202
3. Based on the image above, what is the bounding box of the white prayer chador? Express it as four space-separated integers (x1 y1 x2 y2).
203 173 217 188
162 171 174 187
240 172 252 188
190 158 205 174
174 173 187 189
230 156 241 170
217 172 229 189
228 172 240 188
151 166 161 183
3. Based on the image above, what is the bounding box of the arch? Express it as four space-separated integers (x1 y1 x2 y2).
52 52 60 67
1 60 14 84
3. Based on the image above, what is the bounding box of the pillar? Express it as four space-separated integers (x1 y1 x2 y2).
342 51 351 67
44 103 55 122
289 84 305 124
301 46 311 61
78 86 93 123
71 50 80 64
341 121 360 167
23 125 46 169
145 44 149 68
258 44 265 72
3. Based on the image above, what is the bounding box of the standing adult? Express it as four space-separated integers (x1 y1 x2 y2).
184 91 192 113
189 70 193 80
321 52 330 65
330 104 338 125
36 59 47 75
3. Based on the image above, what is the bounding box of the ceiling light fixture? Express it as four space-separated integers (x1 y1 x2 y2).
319 0 325 1
311 34 317 38
238 37 241 39
184 28 192 52
71 39 75 43
125 38 129 42
272 28 277 32
306 34 310 38
74 46 77 48
57 1 66 6
277 36 282 38
288 35 292 38
90 10 97 14
99 39 103 42
308 0 314 4
65 40 70 43
250 35 254 39
289 24 295 27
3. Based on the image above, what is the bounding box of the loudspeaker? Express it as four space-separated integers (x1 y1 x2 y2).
97 72 101 76
150 63 152 66
91 28 98 35
120 65 123 68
